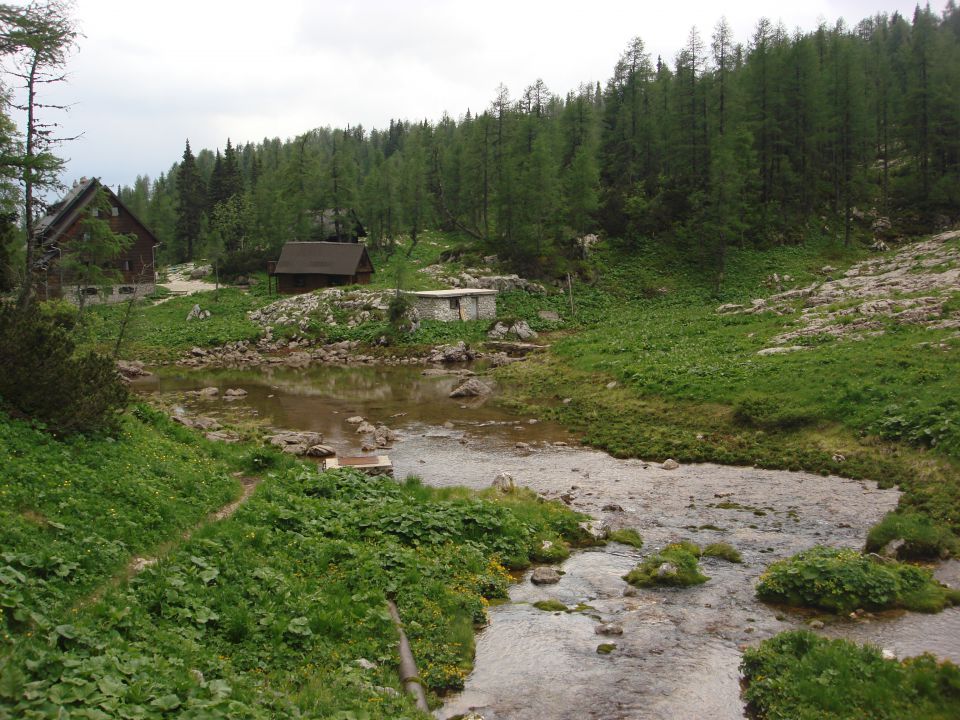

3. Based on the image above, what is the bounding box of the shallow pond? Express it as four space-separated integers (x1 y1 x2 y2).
137 364 960 720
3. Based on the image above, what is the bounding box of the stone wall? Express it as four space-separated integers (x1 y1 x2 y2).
412 294 497 322
477 294 497 319
55 282 157 306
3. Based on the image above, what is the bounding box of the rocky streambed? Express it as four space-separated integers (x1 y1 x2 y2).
135 364 960 720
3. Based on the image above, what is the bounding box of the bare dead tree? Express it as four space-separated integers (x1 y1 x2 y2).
0 1 78 308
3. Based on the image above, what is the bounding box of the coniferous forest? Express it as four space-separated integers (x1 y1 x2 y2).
123 5 960 282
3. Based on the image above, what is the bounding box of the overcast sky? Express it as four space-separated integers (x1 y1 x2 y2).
14 0 931 190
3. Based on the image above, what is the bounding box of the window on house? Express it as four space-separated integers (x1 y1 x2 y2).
91 208 99 217
83 287 99 296
448 298 459 309
111 206 119 217
293 274 305 288
119 286 135 294
122 260 131 272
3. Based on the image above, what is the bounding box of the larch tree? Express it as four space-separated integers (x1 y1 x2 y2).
0 0 77 307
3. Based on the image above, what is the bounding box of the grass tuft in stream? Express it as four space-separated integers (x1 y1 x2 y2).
702 542 743 563
608 528 644 548
756 546 960 614
866 511 960 560
532 600 569 612
623 542 709 588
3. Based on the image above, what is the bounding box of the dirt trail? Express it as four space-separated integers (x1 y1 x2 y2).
80 476 261 607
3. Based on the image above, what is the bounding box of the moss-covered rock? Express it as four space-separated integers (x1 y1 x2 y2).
623 541 709 588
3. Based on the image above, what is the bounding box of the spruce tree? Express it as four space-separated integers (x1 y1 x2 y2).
175 140 205 261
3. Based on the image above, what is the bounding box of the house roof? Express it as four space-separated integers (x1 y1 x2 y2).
274 242 374 276
34 177 100 243
407 289 498 298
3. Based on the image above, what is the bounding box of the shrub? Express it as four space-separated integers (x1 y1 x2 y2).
623 541 709 587
0 305 128 435
387 292 412 325
866 511 960 560
37 298 78 329
756 546 960 613
741 630 960 719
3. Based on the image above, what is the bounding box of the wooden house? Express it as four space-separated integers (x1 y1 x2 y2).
33 177 159 303
268 241 374 294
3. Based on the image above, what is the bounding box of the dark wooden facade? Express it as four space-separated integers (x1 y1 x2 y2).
35 178 159 300
270 242 374 295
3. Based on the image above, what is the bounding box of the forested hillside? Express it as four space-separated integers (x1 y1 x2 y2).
123 5 960 280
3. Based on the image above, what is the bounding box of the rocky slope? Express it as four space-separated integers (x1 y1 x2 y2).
718 229 960 351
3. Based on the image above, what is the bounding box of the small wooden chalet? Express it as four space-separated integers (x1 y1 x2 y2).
33 177 159 303
267 241 374 294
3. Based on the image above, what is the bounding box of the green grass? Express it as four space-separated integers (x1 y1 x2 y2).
608 528 644 548
741 631 960 719
756 546 960 614
0 408 585 717
866 512 960 559
623 541 709 588
702 542 743 563
532 600 569 612
83 287 267 362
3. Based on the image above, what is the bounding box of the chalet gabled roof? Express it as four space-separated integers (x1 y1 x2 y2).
274 241 374 276
33 177 100 243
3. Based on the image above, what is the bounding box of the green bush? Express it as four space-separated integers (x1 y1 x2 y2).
756 546 960 613
866 512 960 560
37 299 78 329
623 541 709 587
0 305 128 435
741 630 960 719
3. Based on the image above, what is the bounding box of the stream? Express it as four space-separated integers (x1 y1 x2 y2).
136 363 960 720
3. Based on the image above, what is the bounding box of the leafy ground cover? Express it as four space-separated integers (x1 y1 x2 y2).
756 546 960 614
0 406 241 632
0 407 585 718
741 630 960 719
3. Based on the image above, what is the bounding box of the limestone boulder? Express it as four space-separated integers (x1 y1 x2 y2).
530 567 562 585
450 378 491 398
491 472 515 493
